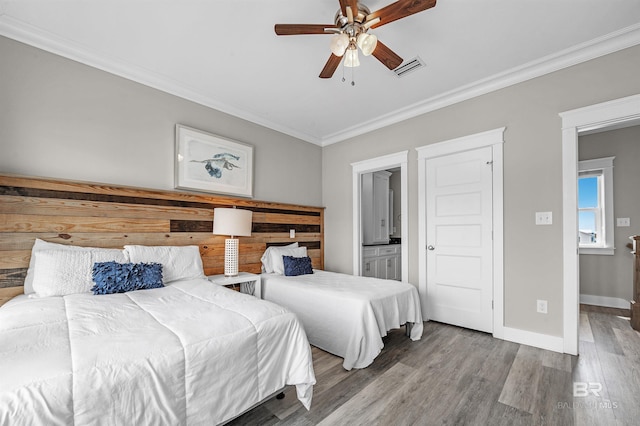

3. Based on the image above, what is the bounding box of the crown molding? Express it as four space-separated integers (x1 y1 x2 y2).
320 23 640 146
0 15 323 146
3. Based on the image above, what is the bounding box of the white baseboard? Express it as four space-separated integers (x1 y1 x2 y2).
580 294 629 310
501 327 564 353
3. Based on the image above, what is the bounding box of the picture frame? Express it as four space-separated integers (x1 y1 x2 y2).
175 124 253 198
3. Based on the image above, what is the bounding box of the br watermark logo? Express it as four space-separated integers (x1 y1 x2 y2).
556 382 619 410
573 382 602 397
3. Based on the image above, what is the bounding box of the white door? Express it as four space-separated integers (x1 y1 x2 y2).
426 146 493 333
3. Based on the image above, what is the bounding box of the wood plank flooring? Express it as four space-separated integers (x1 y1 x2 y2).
229 306 640 425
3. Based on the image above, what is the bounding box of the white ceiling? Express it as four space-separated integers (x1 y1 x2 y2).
1 0 639 146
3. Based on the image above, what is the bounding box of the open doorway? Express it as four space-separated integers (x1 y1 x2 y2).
578 126 640 312
560 93 640 355
360 168 402 280
351 151 408 282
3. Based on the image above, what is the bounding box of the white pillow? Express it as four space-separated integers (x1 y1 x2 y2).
262 244 307 275
272 247 307 275
24 238 129 295
124 245 205 283
261 242 298 273
31 249 128 297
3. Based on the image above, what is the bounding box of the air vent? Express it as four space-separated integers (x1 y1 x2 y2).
393 57 425 78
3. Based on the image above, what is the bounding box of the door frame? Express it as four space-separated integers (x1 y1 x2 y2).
560 93 640 355
351 151 409 282
417 128 505 338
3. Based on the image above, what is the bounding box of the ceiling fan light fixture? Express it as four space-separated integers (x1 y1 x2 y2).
275 0 438 79
330 33 349 56
344 48 360 67
356 33 378 56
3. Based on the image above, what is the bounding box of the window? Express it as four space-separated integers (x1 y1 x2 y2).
578 157 614 255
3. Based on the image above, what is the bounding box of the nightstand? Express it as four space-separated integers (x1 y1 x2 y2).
207 272 262 298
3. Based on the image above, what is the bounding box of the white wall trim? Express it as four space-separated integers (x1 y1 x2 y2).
579 247 615 255
416 127 507 159
417 153 429 319
560 94 640 130
579 156 615 171
416 128 505 339
351 151 409 282
502 327 564 353
560 93 640 356
580 294 630 310
351 151 408 173
492 141 505 340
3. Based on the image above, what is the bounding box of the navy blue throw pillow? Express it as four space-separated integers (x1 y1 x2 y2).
92 261 164 295
282 256 313 277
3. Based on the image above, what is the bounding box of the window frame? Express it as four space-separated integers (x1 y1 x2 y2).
578 156 615 255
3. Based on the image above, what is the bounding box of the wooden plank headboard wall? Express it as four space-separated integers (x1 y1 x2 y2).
0 174 324 305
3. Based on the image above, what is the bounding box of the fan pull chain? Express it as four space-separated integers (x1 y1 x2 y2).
341 63 356 86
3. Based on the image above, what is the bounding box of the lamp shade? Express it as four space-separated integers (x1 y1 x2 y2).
330 33 349 56
213 208 252 237
356 33 377 56
344 48 360 67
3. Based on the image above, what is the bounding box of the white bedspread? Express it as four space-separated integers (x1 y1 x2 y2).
261 270 423 370
0 278 315 425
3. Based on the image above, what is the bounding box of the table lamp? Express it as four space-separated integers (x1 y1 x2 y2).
212 207 253 276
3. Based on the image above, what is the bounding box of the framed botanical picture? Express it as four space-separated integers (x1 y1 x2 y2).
175 125 253 197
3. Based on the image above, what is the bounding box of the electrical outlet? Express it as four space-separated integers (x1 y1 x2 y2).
535 212 553 225
289 229 295 238
537 299 548 314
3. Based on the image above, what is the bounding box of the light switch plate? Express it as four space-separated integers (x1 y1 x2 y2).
535 211 552 225
617 217 630 227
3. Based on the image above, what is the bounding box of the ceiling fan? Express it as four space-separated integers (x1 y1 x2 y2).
274 0 437 79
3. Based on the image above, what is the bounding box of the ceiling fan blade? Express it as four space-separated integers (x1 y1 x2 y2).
274 24 335 35
339 0 359 17
319 54 343 78
367 0 437 28
372 41 403 70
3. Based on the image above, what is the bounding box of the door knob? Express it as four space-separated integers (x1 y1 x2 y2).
427 245 435 251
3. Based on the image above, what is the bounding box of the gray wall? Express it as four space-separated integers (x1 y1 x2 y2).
0 36 322 207
323 45 640 337
579 125 640 302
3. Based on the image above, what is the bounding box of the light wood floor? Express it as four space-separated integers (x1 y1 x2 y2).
229 306 640 425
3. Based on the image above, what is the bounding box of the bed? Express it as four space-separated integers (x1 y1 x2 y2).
0 241 316 425
259 244 424 370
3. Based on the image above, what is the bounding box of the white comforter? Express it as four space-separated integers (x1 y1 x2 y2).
0 278 315 425
261 270 423 370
